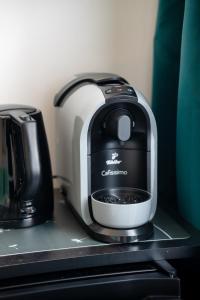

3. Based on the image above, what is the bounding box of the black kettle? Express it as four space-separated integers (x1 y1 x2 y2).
0 105 53 228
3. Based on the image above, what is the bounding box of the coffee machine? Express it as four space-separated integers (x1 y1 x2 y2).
54 73 157 243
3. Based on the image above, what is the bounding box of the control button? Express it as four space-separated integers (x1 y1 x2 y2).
127 87 134 94
105 89 112 94
116 88 123 93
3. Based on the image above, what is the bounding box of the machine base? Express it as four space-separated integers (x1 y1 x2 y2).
0 214 53 229
87 221 154 243
61 186 153 244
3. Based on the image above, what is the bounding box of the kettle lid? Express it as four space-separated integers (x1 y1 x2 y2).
0 105 37 116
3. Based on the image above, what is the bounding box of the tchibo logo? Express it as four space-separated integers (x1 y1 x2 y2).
106 152 122 165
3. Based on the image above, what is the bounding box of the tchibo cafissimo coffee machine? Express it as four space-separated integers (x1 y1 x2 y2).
54 73 157 243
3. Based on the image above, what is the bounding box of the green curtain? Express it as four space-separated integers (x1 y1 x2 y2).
152 0 200 229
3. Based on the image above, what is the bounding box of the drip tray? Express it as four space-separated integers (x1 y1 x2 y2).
151 209 189 241
0 191 190 257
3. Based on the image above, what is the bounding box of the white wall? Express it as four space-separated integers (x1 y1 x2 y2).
0 0 158 174
113 0 158 100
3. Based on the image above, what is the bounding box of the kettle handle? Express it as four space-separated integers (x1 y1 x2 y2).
10 111 41 202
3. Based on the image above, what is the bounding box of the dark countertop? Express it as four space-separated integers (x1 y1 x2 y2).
0 190 200 280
